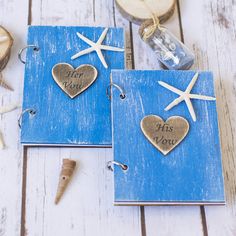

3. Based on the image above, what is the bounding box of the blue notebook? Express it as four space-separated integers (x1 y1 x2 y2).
111 70 225 205
21 26 125 146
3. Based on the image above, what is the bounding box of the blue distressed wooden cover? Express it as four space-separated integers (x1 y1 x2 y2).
111 70 225 205
21 26 124 146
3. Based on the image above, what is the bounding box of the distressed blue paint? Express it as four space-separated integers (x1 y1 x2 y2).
111 70 225 204
21 26 125 146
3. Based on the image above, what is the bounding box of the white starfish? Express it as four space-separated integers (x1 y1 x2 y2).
158 73 216 122
0 103 20 114
71 28 124 69
0 35 8 43
0 73 14 91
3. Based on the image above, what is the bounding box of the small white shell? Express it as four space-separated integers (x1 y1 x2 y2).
0 130 5 150
0 103 20 115
164 35 171 44
169 43 176 51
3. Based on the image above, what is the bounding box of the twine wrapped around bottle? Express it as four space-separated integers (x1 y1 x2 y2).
139 0 163 41
55 159 77 204
138 0 195 70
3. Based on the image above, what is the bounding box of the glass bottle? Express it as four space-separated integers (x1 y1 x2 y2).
139 20 195 70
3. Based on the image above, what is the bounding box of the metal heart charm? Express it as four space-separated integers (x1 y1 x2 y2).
52 63 98 99
141 115 189 155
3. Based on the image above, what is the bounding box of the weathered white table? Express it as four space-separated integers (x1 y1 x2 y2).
0 0 235 235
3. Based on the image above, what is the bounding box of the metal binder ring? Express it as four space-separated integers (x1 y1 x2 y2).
18 108 36 128
107 161 128 172
106 83 126 100
18 45 40 64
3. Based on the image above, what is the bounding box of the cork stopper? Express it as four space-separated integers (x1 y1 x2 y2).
55 159 77 205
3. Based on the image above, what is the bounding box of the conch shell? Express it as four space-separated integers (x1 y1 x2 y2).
55 159 76 204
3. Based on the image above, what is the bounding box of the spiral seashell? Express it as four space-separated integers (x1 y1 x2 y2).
55 159 77 204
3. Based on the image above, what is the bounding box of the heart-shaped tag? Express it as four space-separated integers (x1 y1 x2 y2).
52 63 98 99
141 115 189 155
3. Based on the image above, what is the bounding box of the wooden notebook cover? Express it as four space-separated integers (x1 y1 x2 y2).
21 26 125 146
111 70 225 205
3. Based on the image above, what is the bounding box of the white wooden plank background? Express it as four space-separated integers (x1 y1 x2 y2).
0 0 235 235
0 0 28 235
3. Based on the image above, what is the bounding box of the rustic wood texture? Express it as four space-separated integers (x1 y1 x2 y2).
131 4 204 236
24 1 141 236
111 70 224 205
0 0 235 235
0 0 28 235
115 0 176 25
179 0 236 235
21 26 124 146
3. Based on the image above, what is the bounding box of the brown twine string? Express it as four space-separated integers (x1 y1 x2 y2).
140 0 162 40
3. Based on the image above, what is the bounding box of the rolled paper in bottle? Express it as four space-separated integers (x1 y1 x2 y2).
139 20 195 70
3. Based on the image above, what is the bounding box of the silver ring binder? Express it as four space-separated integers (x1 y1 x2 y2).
18 108 36 128
107 161 128 172
18 45 40 64
106 83 126 100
